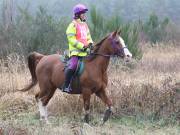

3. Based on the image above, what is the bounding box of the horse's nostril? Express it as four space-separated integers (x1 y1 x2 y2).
127 54 132 58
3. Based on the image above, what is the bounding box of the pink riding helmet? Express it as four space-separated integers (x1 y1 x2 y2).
73 4 88 15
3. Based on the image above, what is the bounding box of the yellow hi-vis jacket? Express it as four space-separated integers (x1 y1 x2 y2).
66 19 93 57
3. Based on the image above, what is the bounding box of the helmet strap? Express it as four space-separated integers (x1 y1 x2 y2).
80 17 86 22
74 14 86 22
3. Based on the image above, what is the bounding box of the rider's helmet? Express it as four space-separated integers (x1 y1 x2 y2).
73 4 88 19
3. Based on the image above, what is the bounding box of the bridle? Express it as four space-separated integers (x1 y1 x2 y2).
91 35 126 58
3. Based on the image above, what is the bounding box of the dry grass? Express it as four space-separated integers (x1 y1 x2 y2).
0 43 180 134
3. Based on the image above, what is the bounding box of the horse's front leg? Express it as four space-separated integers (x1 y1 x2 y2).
82 89 92 123
95 89 113 124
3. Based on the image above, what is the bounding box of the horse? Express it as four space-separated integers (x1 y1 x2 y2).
19 30 132 124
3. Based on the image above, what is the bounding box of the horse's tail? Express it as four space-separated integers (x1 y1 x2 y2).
18 52 44 92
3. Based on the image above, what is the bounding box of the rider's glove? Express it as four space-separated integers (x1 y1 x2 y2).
88 43 93 50
82 45 88 52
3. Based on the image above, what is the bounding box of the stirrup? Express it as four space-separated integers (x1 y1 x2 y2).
63 86 72 93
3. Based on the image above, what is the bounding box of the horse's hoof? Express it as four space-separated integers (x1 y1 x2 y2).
84 114 90 123
102 108 113 124
39 116 50 124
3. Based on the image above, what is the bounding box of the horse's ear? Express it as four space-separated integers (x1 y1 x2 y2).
118 29 121 35
112 30 118 38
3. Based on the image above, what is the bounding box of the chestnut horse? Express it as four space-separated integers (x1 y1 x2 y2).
19 30 132 124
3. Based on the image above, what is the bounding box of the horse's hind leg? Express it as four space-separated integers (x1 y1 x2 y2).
36 82 56 123
35 93 47 120
95 89 113 124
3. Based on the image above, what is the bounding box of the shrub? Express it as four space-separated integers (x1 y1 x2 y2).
143 13 170 43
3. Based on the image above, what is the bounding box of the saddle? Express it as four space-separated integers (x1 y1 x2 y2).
60 55 84 76
60 53 85 94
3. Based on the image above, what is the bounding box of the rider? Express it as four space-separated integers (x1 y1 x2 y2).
63 3 93 93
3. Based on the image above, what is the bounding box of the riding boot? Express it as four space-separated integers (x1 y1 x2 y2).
63 68 74 93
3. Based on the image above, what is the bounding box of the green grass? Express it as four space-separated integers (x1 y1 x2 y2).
0 109 179 135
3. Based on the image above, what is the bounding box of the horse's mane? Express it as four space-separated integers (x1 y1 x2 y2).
93 36 108 53
86 35 108 61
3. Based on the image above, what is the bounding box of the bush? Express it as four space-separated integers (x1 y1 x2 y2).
143 13 170 43
0 6 68 55
1 6 174 59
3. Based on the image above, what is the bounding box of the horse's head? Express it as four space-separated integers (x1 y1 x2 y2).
107 30 132 61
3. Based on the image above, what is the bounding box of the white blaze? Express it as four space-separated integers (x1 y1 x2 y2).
119 36 132 57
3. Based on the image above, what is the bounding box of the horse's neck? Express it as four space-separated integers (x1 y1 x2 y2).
94 56 110 72
92 42 111 72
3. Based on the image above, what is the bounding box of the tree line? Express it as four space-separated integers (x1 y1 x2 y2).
0 4 177 59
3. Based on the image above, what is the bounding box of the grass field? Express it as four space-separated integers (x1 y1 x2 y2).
0 43 180 135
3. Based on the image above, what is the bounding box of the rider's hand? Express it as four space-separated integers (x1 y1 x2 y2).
88 43 93 47
82 45 88 51
88 43 94 50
